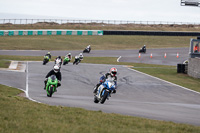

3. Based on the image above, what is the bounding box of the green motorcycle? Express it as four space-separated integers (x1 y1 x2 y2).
63 56 70 65
46 75 58 97
43 56 50 65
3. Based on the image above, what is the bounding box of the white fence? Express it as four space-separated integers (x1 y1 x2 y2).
0 19 200 25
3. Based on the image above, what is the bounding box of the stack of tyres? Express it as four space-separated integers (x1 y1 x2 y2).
177 64 186 73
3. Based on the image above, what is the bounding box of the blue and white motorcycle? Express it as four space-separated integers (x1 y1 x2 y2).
94 78 116 104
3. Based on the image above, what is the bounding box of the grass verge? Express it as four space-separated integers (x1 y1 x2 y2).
0 35 194 50
0 60 10 68
1 23 200 31
0 84 200 132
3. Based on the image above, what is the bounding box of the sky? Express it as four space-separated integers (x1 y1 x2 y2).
0 0 200 23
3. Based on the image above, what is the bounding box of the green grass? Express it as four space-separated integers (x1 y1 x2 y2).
0 84 200 133
0 55 46 61
0 60 10 68
0 35 194 50
1 23 200 31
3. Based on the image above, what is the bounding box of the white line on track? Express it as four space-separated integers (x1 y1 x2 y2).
117 56 121 62
125 66 200 95
25 61 41 103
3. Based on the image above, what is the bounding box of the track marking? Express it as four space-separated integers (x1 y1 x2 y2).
26 62 29 97
26 61 41 103
117 56 121 62
125 66 200 95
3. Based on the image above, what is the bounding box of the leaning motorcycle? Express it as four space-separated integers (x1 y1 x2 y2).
139 47 146 53
83 48 91 53
43 56 50 65
94 78 116 104
45 75 58 97
63 57 70 65
73 59 80 65
73 56 82 65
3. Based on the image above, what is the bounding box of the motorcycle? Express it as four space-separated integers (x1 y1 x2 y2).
63 56 70 65
73 56 83 65
43 56 50 65
45 75 58 97
139 47 146 53
83 48 91 53
94 78 116 104
73 58 81 65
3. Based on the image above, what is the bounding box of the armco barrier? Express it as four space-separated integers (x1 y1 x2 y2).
103 31 200 36
0 30 103 36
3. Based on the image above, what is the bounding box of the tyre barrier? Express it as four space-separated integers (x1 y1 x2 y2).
103 30 200 36
0 30 103 36
1 30 200 36
177 64 187 74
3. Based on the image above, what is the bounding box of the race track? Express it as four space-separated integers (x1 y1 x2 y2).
0 47 189 66
1 48 200 126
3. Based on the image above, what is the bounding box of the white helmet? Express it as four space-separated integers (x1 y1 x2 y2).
79 53 83 57
53 65 59 73
68 53 71 56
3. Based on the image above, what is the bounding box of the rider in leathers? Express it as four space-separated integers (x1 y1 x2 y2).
44 65 62 90
93 67 117 94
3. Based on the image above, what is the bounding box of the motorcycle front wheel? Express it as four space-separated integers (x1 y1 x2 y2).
100 90 109 104
94 96 99 103
48 86 54 97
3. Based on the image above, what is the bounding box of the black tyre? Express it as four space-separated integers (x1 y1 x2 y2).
63 62 66 65
43 59 48 65
94 96 99 103
49 87 54 97
100 90 108 104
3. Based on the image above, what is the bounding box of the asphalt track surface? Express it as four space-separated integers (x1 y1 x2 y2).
1 48 200 126
0 47 189 66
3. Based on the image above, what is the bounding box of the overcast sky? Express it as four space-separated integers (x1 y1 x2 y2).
0 0 200 22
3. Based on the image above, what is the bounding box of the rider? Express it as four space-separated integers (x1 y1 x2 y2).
93 67 117 94
44 65 62 90
66 53 72 61
142 45 146 52
45 52 51 60
79 53 83 60
73 53 84 65
86 45 91 52
55 56 63 66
